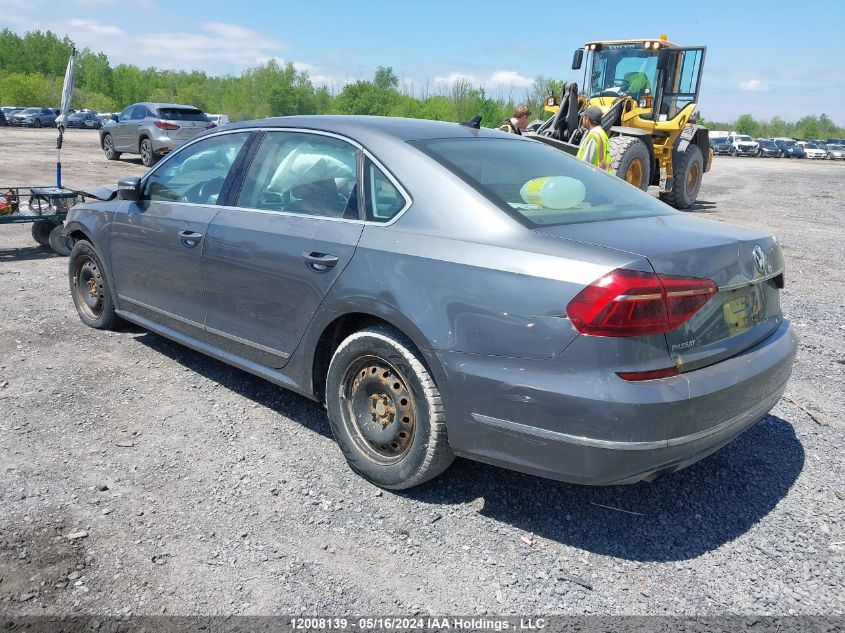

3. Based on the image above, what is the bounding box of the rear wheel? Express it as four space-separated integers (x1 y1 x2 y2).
610 136 651 191
325 326 454 489
102 134 120 160
68 240 122 330
140 138 158 167
659 145 703 210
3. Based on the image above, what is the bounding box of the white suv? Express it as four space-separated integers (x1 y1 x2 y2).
728 135 760 157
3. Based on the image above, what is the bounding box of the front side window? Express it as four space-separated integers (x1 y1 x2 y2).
143 132 250 204
412 137 673 228
236 131 358 219
118 107 133 122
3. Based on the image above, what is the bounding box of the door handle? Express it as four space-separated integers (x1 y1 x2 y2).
178 230 203 248
303 251 339 271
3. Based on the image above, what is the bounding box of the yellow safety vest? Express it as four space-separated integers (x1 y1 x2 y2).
577 126 612 172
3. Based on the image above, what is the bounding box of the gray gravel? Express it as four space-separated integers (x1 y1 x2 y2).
0 129 843 616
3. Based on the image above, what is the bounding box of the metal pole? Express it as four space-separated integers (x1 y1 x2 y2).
56 129 63 188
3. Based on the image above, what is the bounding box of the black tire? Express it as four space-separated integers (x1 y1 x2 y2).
68 240 122 330
140 138 158 167
34 118 42 128
610 136 651 191
48 223 74 256
325 325 454 489
31 221 55 246
659 144 704 210
102 134 120 160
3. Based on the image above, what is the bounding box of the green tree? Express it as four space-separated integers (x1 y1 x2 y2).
373 66 399 90
734 113 758 136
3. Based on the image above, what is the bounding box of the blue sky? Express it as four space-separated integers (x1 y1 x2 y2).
2 0 842 123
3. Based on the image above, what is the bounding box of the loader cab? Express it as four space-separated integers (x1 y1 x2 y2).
574 39 706 123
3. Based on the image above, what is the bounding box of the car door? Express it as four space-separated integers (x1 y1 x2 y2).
109 131 253 337
111 105 135 150
202 130 364 368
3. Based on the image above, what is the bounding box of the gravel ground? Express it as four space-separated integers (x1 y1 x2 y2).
0 128 843 617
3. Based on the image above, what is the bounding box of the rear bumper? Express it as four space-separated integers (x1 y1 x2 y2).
437 319 797 485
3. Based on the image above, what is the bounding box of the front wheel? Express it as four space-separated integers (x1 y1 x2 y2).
68 240 122 330
610 136 651 190
659 144 703 210
33 119 42 128
325 326 454 489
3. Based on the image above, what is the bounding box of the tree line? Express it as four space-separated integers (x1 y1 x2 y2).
1 28 843 139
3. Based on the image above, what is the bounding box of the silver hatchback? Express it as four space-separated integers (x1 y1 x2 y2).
99 102 212 167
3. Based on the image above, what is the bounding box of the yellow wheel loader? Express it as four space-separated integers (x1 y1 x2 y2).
526 36 712 209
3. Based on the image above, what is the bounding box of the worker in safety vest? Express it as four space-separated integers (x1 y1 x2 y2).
576 106 612 172
498 104 531 135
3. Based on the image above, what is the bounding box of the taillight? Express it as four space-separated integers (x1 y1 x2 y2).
154 120 179 130
567 268 717 337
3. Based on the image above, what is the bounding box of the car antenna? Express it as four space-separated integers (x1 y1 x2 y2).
459 115 482 129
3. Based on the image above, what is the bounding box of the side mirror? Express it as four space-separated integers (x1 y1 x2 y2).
571 48 584 70
117 176 142 201
656 48 670 71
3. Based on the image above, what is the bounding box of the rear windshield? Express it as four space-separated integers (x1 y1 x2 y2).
156 107 209 122
411 137 673 228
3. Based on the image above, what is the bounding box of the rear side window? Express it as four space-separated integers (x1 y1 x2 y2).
411 137 673 227
236 131 359 219
364 157 407 222
158 108 209 122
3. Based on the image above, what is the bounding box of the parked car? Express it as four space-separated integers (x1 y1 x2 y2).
727 134 759 156
66 111 102 129
711 138 733 156
797 141 826 159
65 116 797 489
775 140 805 158
825 144 845 160
206 114 230 127
756 139 781 158
98 102 213 167
11 107 57 127
1 106 23 126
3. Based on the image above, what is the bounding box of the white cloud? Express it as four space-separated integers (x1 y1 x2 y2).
434 72 479 86
67 19 124 37
738 79 769 92
489 70 533 88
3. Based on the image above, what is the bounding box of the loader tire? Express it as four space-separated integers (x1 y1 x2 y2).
610 136 651 191
659 144 703 210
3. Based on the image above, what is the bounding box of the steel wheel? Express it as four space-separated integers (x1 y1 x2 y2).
686 160 701 197
625 158 644 187
342 356 416 465
72 254 104 320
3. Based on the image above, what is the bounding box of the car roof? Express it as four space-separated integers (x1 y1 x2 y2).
136 102 203 110
223 115 522 143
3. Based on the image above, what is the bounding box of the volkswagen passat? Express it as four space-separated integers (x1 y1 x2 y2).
64 116 797 489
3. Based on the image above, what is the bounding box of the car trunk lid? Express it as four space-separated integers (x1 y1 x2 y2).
156 107 210 139
535 214 785 370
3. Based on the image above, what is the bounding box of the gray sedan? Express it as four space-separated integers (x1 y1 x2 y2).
64 116 797 489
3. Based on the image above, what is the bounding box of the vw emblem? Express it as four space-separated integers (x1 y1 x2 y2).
752 244 769 275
